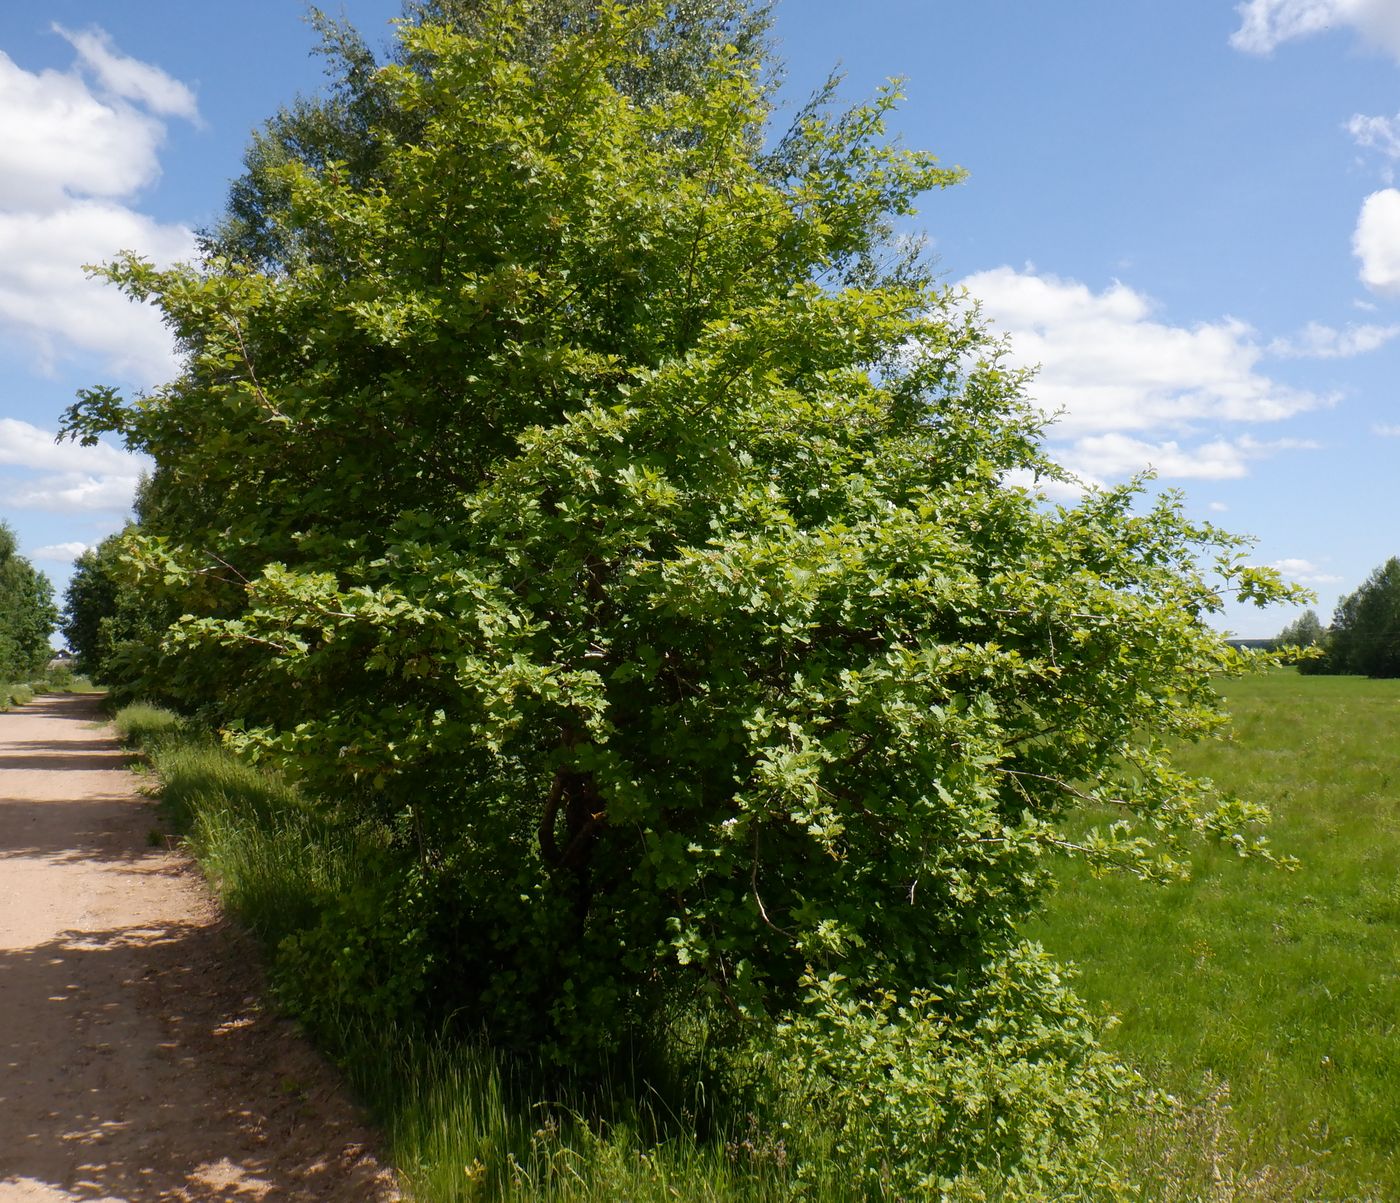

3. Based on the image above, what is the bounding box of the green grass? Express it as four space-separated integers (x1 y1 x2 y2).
1 682 35 708
111 702 190 746
1028 670 1400 1201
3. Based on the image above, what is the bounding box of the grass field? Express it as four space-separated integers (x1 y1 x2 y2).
1028 670 1400 1201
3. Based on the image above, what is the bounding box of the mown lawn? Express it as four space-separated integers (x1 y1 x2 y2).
1028 670 1400 1201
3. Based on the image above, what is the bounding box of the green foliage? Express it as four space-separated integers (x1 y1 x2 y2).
208 0 773 271
1274 608 1327 674
1 682 35 708
1273 607 1322 651
0 521 57 683
773 946 1133 1199
62 524 174 695
1323 556 1400 678
70 4 1304 1192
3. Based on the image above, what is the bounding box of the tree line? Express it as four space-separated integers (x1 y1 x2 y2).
0 522 56 684
1274 557 1400 678
58 0 1303 1194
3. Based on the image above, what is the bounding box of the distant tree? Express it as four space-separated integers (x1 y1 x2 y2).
0 523 57 682
62 522 174 697
1276 608 1323 649
1273 607 1329 673
61 541 118 673
1328 557 1400 678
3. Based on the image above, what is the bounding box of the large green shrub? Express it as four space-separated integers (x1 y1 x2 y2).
66 1 1299 1189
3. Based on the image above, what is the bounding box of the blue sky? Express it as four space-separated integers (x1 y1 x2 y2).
2 1 1399 637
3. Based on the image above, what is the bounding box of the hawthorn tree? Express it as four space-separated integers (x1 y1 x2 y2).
66 1 1301 1191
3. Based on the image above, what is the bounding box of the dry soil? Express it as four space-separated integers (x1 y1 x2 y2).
0 693 401 1202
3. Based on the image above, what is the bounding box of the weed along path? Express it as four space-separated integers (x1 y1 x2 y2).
0 694 399 1202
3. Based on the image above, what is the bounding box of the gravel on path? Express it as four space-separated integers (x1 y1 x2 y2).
0 694 401 1202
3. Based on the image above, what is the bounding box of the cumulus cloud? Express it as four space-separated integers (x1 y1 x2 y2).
1270 557 1344 584
0 419 146 517
29 541 90 562
0 29 195 387
1232 0 1400 61
963 268 1324 437
0 202 193 381
960 267 1328 487
1057 433 1318 485
1353 189 1400 294
1269 319 1400 357
0 50 166 211
53 25 198 120
0 418 136 473
4 472 142 514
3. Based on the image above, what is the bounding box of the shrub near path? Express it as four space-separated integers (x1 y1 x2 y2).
1029 671 1400 1201
0 692 399 1202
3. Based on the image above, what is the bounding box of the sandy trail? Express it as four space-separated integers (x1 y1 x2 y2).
0 694 400 1202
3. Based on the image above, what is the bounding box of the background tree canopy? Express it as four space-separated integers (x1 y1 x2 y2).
0 522 57 684
64 0 1302 1192
62 519 171 697
1295 557 1400 679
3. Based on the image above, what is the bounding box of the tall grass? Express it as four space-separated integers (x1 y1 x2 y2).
1028 670 1400 1201
113 706 866 1203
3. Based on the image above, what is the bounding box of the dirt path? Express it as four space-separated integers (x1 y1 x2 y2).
0 694 401 1202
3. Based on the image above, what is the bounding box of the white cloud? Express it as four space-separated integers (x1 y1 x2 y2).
1348 112 1400 159
963 268 1324 437
1353 189 1400 294
30 541 89 562
1232 0 1400 61
1270 557 1344 584
960 268 1329 487
0 30 196 387
0 202 193 382
0 420 146 517
1208 501 1230 512
53 25 197 121
0 418 137 473
0 50 167 212
1057 433 1317 485
1269 319 1400 357
1373 422 1400 435
4 472 142 514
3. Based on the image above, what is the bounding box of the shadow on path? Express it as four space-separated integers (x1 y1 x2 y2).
0 693 397 1202
0 920 388 1202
